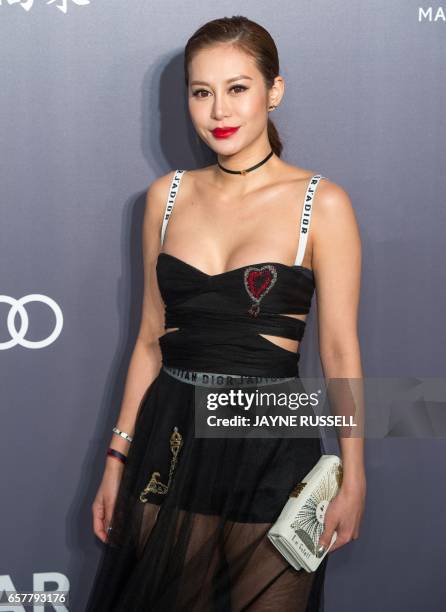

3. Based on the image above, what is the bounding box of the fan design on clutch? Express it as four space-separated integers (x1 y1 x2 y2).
289 463 342 554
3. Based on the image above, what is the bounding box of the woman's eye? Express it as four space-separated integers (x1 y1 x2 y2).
192 89 209 98
191 85 248 98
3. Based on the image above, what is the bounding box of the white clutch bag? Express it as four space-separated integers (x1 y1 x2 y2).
267 454 343 572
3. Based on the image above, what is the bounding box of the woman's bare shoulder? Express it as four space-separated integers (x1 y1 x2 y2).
313 176 355 216
310 175 359 251
142 170 179 238
145 169 187 215
280 161 352 208
280 164 358 243
147 168 181 196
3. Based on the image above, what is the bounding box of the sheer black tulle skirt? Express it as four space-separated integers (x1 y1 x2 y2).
85 366 329 611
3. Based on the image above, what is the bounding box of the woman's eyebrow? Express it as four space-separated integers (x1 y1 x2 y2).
190 74 253 86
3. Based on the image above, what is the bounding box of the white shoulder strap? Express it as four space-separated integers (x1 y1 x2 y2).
160 169 187 246
294 174 326 266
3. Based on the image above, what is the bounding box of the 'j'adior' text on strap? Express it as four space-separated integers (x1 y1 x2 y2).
294 174 326 266
160 169 187 247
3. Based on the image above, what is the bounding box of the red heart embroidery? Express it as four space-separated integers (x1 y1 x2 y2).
243 265 278 303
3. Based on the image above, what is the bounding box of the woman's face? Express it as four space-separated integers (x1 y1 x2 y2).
187 44 278 155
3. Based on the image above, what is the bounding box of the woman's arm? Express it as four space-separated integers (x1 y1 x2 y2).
105 172 175 472
311 179 366 553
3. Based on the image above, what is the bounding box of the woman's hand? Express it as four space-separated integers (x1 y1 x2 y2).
317 472 366 555
92 459 125 543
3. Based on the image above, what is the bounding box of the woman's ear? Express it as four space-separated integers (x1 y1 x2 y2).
268 75 285 109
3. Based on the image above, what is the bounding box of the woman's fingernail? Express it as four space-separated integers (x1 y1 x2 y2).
316 544 326 557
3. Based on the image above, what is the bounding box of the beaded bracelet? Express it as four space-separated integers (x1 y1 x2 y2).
107 448 127 465
112 426 133 443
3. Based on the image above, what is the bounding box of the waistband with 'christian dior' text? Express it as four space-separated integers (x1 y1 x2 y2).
162 366 298 387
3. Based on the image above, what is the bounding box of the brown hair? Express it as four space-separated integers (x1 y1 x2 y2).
184 15 283 158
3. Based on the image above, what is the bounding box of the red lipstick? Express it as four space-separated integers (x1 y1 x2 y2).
212 126 240 139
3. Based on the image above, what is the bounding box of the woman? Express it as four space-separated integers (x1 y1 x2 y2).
86 15 366 612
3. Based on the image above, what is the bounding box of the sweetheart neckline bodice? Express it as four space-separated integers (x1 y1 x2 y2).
157 252 315 280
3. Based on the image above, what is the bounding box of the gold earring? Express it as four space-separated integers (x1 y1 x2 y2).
268 104 277 111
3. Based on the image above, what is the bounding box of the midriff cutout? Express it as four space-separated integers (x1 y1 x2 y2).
280 313 307 322
258 313 307 354
258 334 299 354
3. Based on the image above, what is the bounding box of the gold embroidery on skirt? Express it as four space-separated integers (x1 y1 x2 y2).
139 426 183 503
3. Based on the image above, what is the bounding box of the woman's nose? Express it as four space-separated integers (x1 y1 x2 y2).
211 95 230 119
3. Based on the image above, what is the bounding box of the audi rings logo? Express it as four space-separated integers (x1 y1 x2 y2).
0 294 63 350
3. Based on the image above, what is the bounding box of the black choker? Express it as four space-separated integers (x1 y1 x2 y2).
217 150 274 176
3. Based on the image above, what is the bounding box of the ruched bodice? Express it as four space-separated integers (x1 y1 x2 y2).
157 170 326 377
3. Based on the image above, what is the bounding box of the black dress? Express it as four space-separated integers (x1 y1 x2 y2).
85 170 329 611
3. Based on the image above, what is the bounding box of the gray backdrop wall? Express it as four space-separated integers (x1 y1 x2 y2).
1 1 445 611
